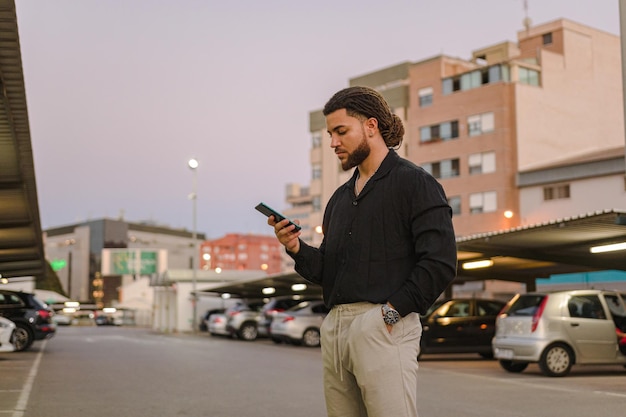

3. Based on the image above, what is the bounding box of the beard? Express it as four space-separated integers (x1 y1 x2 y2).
341 131 370 171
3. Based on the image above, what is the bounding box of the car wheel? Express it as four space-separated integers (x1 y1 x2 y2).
13 323 34 352
499 360 529 373
539 343 574 377
302 328 321 347
237 323 258 341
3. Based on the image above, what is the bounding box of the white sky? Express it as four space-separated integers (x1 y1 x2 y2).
15 0 621 239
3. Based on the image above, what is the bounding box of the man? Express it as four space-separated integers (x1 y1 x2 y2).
269 86 457 417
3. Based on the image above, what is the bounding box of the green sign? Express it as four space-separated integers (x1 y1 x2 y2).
111 251 157 275
50 259 67 271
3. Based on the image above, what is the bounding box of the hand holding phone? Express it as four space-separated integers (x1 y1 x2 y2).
255 202 302 232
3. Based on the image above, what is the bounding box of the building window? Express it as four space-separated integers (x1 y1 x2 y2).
469 191 497 213
468 151 496 175
312 133 322 148
420 120 459 143
467 112 494 136
542 32 553 45
519 67 540 86
448 196 461 215
418 87 433 107
312 163 322 180
313 196 321 212
422 158 459 179
543 184 570 201
442 64 509 95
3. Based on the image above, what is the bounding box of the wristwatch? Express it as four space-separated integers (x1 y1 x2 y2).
382 304 400 325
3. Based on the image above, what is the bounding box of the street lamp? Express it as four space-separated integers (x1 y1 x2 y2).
188 158 199 333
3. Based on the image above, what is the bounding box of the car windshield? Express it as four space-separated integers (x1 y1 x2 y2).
506 294 546 316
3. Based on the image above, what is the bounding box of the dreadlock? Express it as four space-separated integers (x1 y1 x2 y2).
322 86 404 148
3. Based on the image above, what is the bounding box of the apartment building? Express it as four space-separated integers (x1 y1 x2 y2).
199 233 282 274
412 19 623 236
301 18 624 241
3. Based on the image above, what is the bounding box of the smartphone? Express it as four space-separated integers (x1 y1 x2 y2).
255 202 302 232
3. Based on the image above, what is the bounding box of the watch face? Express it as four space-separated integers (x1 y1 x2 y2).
383 305 400 325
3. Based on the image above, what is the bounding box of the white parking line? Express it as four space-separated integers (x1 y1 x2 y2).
11 339 47 417
429 367 626 398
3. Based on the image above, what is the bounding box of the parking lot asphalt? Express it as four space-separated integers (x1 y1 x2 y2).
2 326 626 417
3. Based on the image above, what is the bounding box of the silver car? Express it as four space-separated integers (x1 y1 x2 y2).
207 312 229 337
493 289 626 377
225 300 265 341
270 300 330 347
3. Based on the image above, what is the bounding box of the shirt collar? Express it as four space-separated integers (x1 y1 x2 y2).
346 148 399 189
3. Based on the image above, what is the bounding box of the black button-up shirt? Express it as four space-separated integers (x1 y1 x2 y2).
290 150 457 316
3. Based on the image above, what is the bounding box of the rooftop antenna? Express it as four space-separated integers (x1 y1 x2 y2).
522 0 532 35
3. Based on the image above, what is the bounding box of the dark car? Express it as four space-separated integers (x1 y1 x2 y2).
0 289 56 351
419 298 506 358
258 296 322 338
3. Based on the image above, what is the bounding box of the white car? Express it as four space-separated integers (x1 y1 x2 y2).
0 316 16 352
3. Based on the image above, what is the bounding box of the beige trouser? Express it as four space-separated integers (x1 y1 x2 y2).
320 302 422 417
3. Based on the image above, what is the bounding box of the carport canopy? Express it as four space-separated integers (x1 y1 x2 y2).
204 209 626 299
456 209 626 289
0 1 46 280
201 272 322 300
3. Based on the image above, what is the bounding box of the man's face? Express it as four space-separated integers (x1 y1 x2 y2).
325 109 370 171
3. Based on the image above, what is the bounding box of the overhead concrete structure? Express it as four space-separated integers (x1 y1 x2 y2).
0 0 45 280
456 209 626 291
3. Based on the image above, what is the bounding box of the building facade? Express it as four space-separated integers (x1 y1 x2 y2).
43 218 205 306
199 233 282 274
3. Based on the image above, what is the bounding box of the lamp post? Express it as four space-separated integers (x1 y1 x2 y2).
188 158 199 333
64 238 76 299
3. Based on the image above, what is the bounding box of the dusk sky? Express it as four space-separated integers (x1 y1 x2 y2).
15 0 621 239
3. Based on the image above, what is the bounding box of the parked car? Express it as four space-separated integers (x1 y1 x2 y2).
258 296 322 338
207 312 229 337
71 310 96 326
225 300 265 341
52 312 72 326
199 308 225 332
0 316 16 353
95 315 114 326
0 289 56 352
493 289 626 377
270 300 330 347
419 298 506 358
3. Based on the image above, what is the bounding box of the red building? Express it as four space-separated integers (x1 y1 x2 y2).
199 234 282 274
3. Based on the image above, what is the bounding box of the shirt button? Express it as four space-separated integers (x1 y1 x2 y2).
352 201 358 206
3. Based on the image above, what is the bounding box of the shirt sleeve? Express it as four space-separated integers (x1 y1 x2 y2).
288 238 325 286
388 173 458 316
